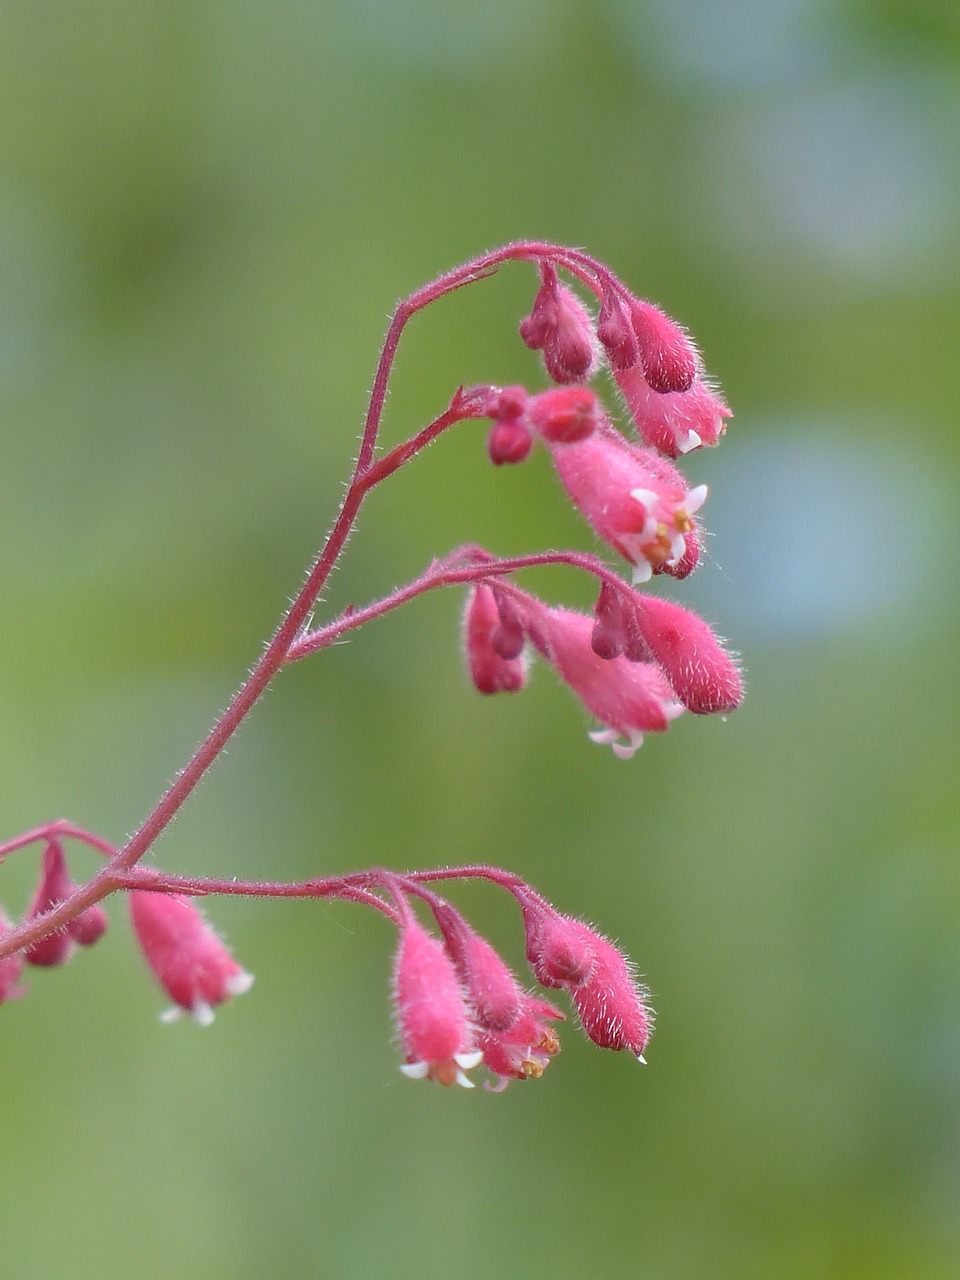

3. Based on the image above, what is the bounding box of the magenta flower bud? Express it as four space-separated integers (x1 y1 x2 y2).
521 902 596 988
520 265 597 384
433 905 523 1033
542 283 597 384
69 902 110 948
591 581 629 660
24 841 77 968
393 917 481 1088
566 925 654 1060
478 994 564 1090
487 419 533 466
0 908 28 1004
633 595 743 714
597 288 640 371
526 387 599 443
129 891 254 1026
629 298 699 395
615 364 731 459
463 584 526 695
519 599 684 758
545 424 708 584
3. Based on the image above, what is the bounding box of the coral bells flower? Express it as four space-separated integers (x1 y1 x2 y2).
481 384 533 466
526 386 599 444
24 841 78 967
615 364 731 459
545 422 708 584
393 917 481 1088
128 891 254 1026
519 264 597 384
628 297 699 395
517 598 684 758
631 594 743 714
477 994 563 1091
463 583 527 695
0 907 28 1004
568 926 653 1060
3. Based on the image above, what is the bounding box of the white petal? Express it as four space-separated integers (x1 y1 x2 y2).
589 727 620 746
685 483 708 514
629 487 660 512
666 531 686 564
637 1053 648 1065
191 999 216 1027
400 1061 430 1080
455 1070 476 1089
159 1006 183 1024
663 699 686 722
678 429 702 454
631 559 653 586
612 730 644 760
455 1050 483 1070
225 971 255 997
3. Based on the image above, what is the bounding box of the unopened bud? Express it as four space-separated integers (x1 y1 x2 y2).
24 842 76 968
487 419 533 466
527 387 599 443
630 299 698 395
597 288 639 371
463 584 526 695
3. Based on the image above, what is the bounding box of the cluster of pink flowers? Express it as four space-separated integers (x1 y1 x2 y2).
0 838 253 1022
391 875 651 1091
0 242 742 1092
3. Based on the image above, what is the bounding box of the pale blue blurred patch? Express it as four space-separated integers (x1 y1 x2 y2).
611 0 829 88
681 421 953 643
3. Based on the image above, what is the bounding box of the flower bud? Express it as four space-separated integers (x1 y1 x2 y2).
615 364 731 459
517 597 684 758
590 581 628 660
129 891 254 1025
567 925 653 1060
393 916 481 1087
487 419 533 466
520 899 596 988
597 288 640 371
629 298 699 395
633 595 743 714
526 387 599 443
463 584 526 695
24 841 76 967
542 284 597 384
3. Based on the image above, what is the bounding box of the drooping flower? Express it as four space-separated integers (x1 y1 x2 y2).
544 419 708 584
477 993 563 1091
615 363 731 459
393 916 481 1088
516 597 684 758
23 841 108 966
519 264 597 384
463 583 527 695
630 593 743 714
128 890 254 1026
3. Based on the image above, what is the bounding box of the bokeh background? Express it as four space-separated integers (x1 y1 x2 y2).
1 2 958 1277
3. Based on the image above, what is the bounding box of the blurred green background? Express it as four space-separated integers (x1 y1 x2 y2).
1 2 958 1277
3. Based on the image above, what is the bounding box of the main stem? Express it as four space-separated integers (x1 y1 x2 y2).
0 240 616 961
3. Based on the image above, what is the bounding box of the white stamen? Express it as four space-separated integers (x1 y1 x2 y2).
225 971 255 997
667 531 686 564
685 483 708 514
589 727 620 746
629 487 660 512
455 1071 476 1089
631 559 653 586
678 429 702 454
400 1061 430 1080
192 999 216 1027
455 1050 483 1070
159 1006 183 1024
